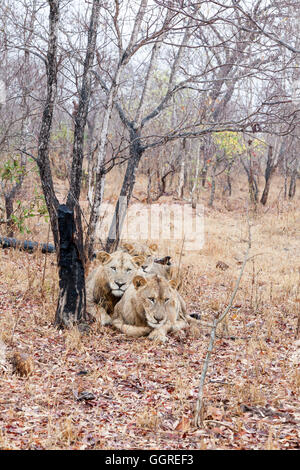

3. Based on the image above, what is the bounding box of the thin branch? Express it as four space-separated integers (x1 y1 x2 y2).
194 219 252 427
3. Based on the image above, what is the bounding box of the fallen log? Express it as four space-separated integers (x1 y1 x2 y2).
0 236 55 254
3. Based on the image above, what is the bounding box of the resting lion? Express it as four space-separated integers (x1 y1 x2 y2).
121 242 158 274
86 250 145 325
121 241 180 283
112 274 189 342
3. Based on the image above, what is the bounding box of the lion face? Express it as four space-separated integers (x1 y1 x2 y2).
132 274 177 329
121 242 158 274
96 250 145 298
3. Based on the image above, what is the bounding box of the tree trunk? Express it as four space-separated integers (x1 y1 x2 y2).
3 151 27 237
4 194 14 237
36 0 100 329
190 144 201 208
283 157 288 199
288 169 297 199
260 145 278 206
260 177 271 206
37 0 60 247
54 205 89 329
147 167 152 204
208 161 217 207
241 157 258 206
105 127 144 252
86 116 96 207
222 170 232 197
177 138 186 199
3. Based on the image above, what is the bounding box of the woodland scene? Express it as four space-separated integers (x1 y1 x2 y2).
0 0 299 451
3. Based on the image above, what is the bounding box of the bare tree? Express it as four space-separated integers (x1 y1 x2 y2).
35 0 101 328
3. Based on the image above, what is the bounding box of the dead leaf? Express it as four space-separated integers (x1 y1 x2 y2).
174 416 191 432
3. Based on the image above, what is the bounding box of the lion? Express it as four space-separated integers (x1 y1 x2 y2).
86 250 145 326
121 241 180 283
112 274 189 342
121 241 158 257
120 241 158 274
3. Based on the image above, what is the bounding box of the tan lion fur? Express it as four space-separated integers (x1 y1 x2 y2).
120 241 180 284
86 250 145 325
112 274 188 342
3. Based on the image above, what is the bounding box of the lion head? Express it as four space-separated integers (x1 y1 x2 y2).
95 250 145 298
131 274 178 329
121 242 158 274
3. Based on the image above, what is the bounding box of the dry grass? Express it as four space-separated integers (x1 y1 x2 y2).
0 175 299 449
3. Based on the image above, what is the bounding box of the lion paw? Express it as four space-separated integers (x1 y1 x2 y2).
148 330 168 343
100 312 112 326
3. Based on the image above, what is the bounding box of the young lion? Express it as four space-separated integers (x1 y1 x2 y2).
112 274 188 342
86 250 145 326
121 241 179 283
121 242 158 274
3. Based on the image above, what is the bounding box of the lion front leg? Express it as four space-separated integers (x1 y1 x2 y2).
148 322 172 343
86 298 112 326
86 285 113 326
112 317 151 337
98 307 112 326
171 319 188 332
86 289 98 319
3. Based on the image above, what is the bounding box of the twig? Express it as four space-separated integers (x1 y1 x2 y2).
194 221 252 427
194 316 218 427
204 420 236 432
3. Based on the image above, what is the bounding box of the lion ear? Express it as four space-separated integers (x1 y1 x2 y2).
155 255 171 266
121 242 134 254
148 243 158 253
132 255 145 267
132 275 147 290
96 251 111 264
169 279 178 290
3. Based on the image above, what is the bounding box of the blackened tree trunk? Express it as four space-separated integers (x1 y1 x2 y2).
36 0 101 328
55 205 89 328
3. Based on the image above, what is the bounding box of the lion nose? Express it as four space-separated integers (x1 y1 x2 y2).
154 315 162 323
115 281 125 288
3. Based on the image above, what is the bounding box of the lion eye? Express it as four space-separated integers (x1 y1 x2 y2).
164 298 170 303
148 297 155 303
111 266 117 271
